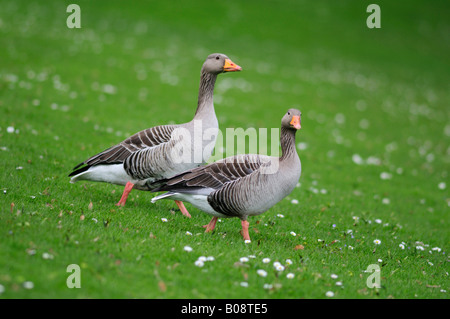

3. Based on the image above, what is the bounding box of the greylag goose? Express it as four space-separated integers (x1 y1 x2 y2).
69 53 242 217
151 109 302 241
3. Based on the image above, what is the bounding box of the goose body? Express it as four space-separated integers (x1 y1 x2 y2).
151 109 302 241
69 54 242 214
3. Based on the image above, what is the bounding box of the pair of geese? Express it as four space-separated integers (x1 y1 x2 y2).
69 53 302 242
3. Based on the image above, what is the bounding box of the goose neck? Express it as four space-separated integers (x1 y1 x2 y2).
280 126 298 162
194 71 217 119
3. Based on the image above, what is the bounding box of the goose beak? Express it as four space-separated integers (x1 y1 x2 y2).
290 115 301 130
223 58 242 72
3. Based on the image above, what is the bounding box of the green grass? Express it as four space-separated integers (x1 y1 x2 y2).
0 0 449 299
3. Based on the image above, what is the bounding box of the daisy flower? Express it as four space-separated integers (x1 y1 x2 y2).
239 257 249 263
257 269 267 277
275 265 285 272
23 281 34 289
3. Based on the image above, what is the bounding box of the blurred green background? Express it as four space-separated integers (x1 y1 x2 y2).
0 0 449 299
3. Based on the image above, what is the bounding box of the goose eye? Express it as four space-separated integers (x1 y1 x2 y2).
287 112 291 115
215 56 220 60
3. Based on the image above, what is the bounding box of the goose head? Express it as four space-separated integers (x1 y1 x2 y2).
282 108 302 131
202 53 242 74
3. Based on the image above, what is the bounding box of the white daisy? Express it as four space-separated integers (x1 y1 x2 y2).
23 281 34 289
275 265 285 272
239 257 249 263
257 269 267 277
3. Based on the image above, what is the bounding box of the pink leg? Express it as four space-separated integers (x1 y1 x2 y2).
203 216 218 233
174 200 191 218
116 182 134 206
241 220 251 241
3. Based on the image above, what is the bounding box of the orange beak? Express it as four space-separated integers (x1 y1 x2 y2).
290 115 301 130
223 58 242 72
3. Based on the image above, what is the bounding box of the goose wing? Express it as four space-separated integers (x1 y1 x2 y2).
69 124 177 176
152 154 271 192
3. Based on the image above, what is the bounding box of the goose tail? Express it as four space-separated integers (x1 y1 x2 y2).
151 192 176 203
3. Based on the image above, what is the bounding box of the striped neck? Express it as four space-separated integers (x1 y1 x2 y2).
280 126 298 162
194 70 217 119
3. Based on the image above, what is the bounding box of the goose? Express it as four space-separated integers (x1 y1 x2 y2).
69 53 242 217
151 108 302 241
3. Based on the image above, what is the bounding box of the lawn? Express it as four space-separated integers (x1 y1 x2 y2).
0 0 449 300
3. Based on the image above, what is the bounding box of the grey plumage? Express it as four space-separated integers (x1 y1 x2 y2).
152 109 303 240
69 54 242 206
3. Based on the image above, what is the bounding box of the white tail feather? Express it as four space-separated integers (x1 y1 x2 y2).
151 192 175 203
70 164 130 185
